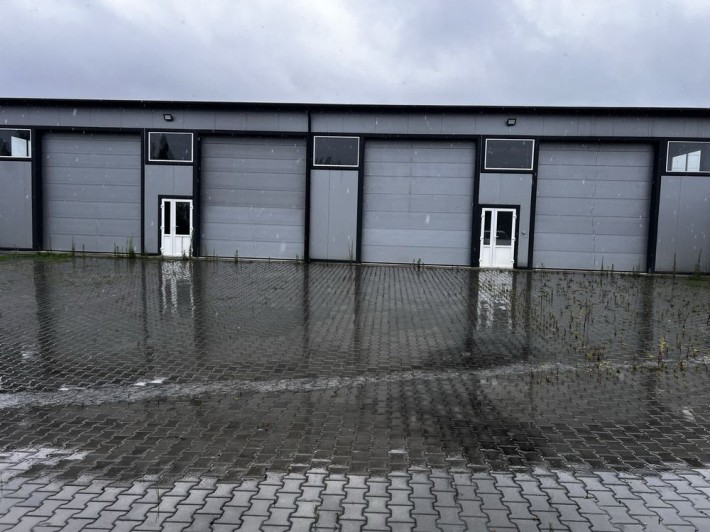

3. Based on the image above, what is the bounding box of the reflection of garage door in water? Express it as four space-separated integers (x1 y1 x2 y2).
362 140 475 266
43 133 142 253
200 137 306 259
534 143 653 271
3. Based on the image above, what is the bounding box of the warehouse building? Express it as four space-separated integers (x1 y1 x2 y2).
0 99 708 273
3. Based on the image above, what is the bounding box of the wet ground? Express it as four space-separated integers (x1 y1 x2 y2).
0 256 709 530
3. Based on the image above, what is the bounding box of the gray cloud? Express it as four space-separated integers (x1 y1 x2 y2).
1 0 709 106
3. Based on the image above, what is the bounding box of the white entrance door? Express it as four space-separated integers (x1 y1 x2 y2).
161 198 193 257
480 208 516 268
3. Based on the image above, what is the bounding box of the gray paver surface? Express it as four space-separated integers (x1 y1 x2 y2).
0 256 709 530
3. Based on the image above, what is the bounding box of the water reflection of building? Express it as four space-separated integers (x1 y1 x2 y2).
160 260 194 315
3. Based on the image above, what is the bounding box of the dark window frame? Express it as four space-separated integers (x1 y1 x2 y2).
483 138 535 171
0 128 32 159
313 135 360 168
666 140 710 173
148 131 194 163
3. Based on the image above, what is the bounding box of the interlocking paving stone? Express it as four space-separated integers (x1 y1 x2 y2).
35 508 83 528
213 505 248 526
84 510 126 529
160 503 200 524
53 518 94 532
196 495 229 515
0 507 33 526
6 516 47 531
21 526 63 532
363 510 389 530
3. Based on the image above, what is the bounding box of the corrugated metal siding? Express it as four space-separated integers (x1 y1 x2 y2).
362 140 475 265
534 143 653 271
200 137 306 258
43 133 141 253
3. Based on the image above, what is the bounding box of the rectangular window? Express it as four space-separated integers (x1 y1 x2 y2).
0 129 31 158
484 138 535 171
148 132 193 162
313 136 359 167
667 141 710 173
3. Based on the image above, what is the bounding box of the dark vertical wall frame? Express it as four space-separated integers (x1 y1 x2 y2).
470 136 483 267
139 131 146 255
526 138 541 270
192 134 202 257
304 112 312 261
646 139 665 273
31 129 43 250
355 136 365 263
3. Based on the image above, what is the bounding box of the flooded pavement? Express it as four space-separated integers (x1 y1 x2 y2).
0 256 709 530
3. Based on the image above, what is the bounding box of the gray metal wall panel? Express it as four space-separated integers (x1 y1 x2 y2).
182 111 216 130
364 245 468 265
43 133 141 253
0 105 307 132
534 143 653 271
441 115 477 134
478 173 533 267
534 251 596 270
535 215 593 234
144 165 193 254
313 111 710 138
309 170 359 261
0 161 33 249
362 140 475 265
655 175 710 273
201 137 306 259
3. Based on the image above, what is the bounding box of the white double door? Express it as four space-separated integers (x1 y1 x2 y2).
479 208 516 268
161 198 193 257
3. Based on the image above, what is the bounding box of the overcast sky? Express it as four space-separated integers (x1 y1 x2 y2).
2 0 709 107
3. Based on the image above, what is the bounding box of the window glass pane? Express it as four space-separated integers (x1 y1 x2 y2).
496 212 513 246
175 202 191 235
149 132 193 162
314 136 359 166
667 142 710 172
0 129 31 158
484 139 534 170
483 211 491 245
163 201 171 235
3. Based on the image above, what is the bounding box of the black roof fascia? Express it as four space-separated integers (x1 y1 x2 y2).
2 97 710 118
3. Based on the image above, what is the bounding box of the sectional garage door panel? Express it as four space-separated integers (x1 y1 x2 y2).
362 141 475 265
534 143 653 271
43 134 141 253
201 137 306 259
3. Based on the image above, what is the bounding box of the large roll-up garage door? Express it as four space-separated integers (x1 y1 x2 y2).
201 137 306 259
362 140 475 265
43 133 141 253
534 143 653 271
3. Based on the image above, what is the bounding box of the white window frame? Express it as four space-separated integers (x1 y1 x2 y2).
666 141 710 173
484 138 535 171
0 128 31 159
313 136 360 168
148 132 194 163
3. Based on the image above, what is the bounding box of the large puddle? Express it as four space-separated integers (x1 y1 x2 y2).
0 258 708 479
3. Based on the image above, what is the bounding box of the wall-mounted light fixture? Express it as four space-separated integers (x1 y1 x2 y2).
163 113 174 122
506 118 517 127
